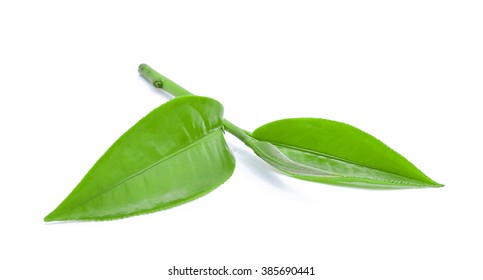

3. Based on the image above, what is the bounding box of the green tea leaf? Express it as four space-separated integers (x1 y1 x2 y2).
250 118 441 189
45 96 235 221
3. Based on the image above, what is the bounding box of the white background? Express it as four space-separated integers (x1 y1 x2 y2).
1 1 482 279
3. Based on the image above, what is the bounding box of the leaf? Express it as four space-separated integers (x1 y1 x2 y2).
45 96 235 221
249 118 441 189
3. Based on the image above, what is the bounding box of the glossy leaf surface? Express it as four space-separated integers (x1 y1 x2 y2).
250 118 441 189
45 96 235 221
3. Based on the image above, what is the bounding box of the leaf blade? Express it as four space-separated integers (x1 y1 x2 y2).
250 118 441 188
45 96 235 221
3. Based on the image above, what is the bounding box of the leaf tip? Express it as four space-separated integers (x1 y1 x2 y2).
431 182 444 188
43 213 55 222
44 209 64 222
422 176 444 188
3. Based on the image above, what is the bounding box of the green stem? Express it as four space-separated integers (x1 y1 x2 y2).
138 64 252 144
